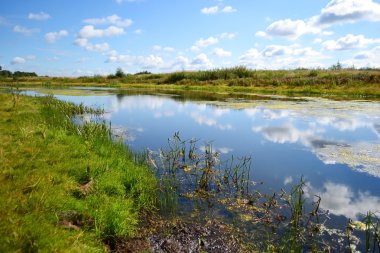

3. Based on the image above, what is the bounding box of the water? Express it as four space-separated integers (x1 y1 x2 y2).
23 87 380 249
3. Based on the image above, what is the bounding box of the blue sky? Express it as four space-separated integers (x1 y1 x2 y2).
1 0 380 76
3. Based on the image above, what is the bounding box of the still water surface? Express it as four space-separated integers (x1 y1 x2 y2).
26 87 380 246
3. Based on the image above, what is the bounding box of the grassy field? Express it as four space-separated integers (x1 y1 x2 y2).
1 67 380 98
0 93 157 252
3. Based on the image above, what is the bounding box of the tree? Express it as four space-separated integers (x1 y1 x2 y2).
115 68 126 78
329 61 342 70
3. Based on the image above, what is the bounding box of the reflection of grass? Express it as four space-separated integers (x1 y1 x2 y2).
0 93 157 252
2 67 380 98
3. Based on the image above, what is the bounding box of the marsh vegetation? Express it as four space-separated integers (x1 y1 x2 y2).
2 66 380 98
1 88 380 252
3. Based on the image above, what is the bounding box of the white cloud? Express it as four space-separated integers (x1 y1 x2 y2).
222 6 237 13
28 12 50 21
201 6 219 15
193 37 219 51
153 45 174 52
13 25 39 36
354 52 371 59
74 38 110 52
107 52 164 69
322 34 380 51
191 53 213 69
83 15 133 28
218 32 236 39
239 45 325 69
201 5 237 15
257 0 380 40
256 19 319 40
11 57 26 65
169 54 213 71
78 25 124 38
341 45 380 68
213 48 232 57
314 0 380 26
45 30 68 43
170 56 191 70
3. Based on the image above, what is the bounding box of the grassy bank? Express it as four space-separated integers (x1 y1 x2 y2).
1 67 380 98
0 93 157 252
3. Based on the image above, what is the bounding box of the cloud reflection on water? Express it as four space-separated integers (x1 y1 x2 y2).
306 181 380 219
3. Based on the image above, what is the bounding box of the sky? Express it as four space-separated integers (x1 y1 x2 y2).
1 0 380 76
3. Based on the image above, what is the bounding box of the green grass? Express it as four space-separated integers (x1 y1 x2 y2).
1 67 380 98
0 93 157 252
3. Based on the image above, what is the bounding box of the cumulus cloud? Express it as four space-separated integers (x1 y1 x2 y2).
45 30 68 43
191 53 213 69
239 45 324 69
222 6 237 13
213 48 232 57
256 0 380 40
201 6 219 15
13 25 39 36
218 32 236 39
201 5 237 14
28 12 50 21
256 19 319 40
83 15 133 28
341 45 380 68
152 45 175 52
313 0 380 26
78 25 124 38
11 57 26 65
106 52 164 69
322 34 380 51
169 54 213 71
195 37 219 48
74 38 110 52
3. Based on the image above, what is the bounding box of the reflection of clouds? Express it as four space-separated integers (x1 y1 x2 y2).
110 95 166 112
318 116 372 132
218 124 233 131
154 111 175 118
307 182 380 219
253 123 380 178
109 124 144 142
244 108 260 117
191 112 217 126
252 125 314 145
200 145 233 154
244 107 294 120
213 108 230 117
262 109 292 120
190 112 233 130
284 176 293 185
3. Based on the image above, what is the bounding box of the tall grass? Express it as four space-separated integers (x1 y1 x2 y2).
0 93 157 252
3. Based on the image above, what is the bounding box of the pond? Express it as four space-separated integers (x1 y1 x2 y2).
23 87 380 250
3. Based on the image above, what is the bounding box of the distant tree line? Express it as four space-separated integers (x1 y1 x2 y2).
0 66 38 78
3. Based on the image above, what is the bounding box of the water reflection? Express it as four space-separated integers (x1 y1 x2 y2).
306 181 380 219
44 89 380 220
